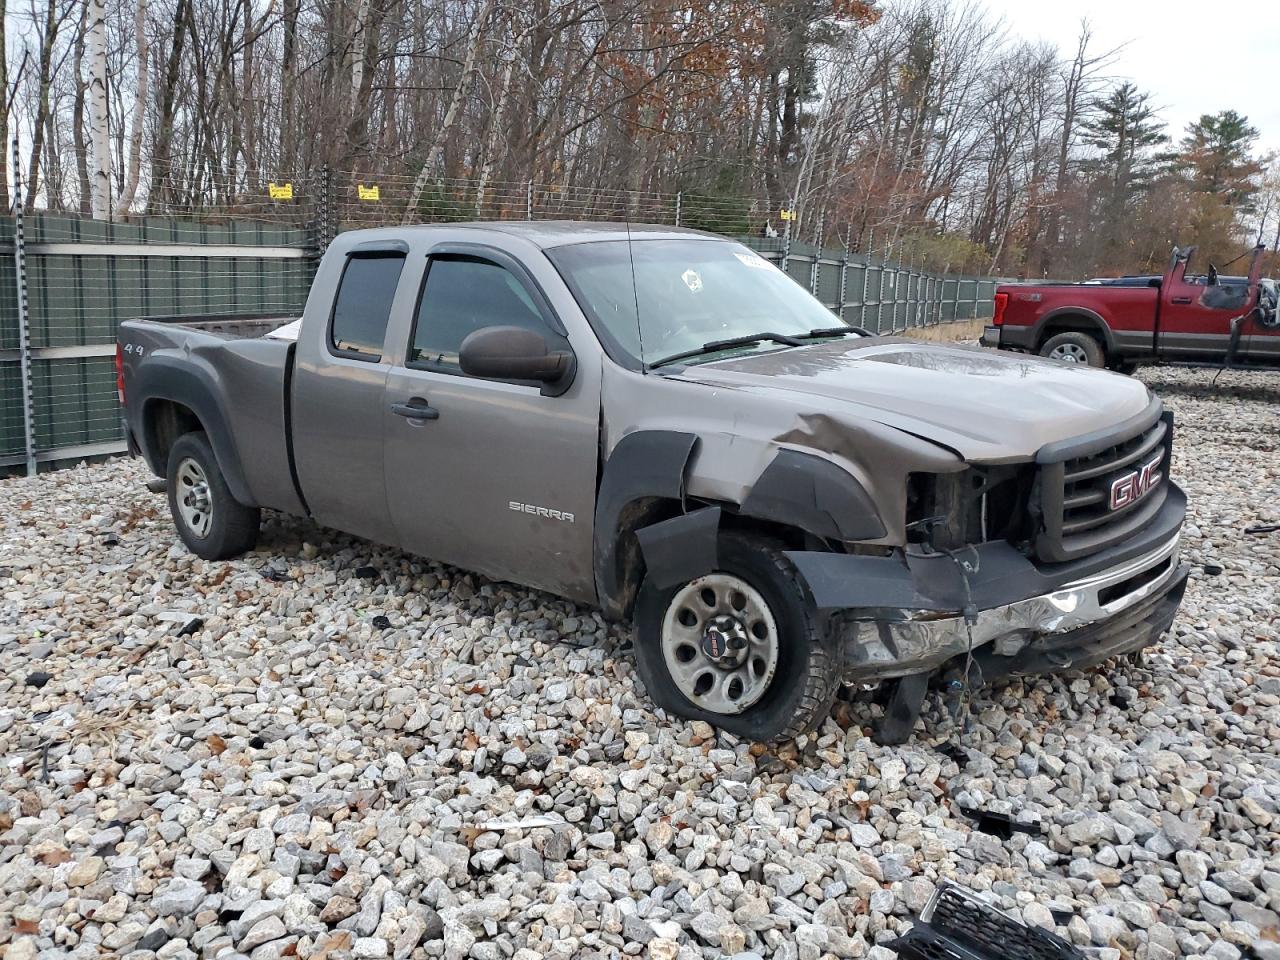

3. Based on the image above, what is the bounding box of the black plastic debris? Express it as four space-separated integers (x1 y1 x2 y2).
26 671 52 688
177 617 204 637
935 741 970 766
957 804 1043 840
1245 524 1279 535
1202 562 1224 576
354 566 378 579
371 615 391 630
102 533 120 546
260 567 290 582
889 881 1083 960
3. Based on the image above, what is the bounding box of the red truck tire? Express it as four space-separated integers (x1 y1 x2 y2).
1039 331 1104 367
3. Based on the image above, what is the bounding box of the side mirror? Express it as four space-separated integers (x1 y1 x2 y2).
459 325 575 393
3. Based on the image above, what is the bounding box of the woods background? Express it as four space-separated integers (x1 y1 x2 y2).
2 0 1277 278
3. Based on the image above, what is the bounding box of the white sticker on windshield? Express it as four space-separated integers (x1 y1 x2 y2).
682 269 703 292
734 251 775 271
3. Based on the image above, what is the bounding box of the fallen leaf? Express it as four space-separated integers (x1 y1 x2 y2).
207 734 227 755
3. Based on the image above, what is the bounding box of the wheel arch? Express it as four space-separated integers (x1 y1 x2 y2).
132 358 254 505
596 432 885 619
1034 308 1116 353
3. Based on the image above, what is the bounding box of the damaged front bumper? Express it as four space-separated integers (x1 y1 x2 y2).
786 483 1188 686
837 533 1185 682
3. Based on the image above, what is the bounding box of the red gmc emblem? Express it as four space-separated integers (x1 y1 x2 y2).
1109 452 1164 511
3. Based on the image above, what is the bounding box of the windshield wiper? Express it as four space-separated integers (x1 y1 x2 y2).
801 325 873 338
648 332 804 369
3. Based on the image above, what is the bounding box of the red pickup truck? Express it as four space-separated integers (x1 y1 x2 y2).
982 244 1279 371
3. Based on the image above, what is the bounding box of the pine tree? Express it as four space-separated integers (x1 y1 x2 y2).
1081 83 1167 225
1179 110 1264 209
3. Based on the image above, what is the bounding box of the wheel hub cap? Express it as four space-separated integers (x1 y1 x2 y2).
176 457 213 539
701 614 750 668
660 573 780 715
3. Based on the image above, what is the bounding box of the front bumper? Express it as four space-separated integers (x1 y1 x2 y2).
785 482 1188 683
838 533 1185 682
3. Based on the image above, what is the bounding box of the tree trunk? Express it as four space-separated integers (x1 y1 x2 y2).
403 0 496 222
116 0 149 214
149 0 191 211
25 0 62 207
86 0 111 219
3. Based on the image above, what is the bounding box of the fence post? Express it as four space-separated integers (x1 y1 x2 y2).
318 165 334 254
809 212 824 297
11 136 37 477
526 181 534 220
860 228 873 330
836 225 849 322
781 197 793 273
674 191 682 227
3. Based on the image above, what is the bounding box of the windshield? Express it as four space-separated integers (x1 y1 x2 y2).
546 238 847 366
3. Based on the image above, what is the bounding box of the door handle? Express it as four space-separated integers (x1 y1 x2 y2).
390 398 439 421
1171 296 1192 304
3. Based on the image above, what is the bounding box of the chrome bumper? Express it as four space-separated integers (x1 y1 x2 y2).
842 533 1184 681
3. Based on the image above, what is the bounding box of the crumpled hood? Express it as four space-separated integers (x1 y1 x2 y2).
667 338 1154 462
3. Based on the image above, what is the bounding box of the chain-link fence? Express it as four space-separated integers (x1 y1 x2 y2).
2 153 1000 476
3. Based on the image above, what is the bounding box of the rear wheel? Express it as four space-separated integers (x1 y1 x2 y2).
1040 331 1105 367
632 533 840 743
166 431 260 560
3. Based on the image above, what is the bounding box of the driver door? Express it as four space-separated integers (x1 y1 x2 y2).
382 248 600 602
1157 266 1250 362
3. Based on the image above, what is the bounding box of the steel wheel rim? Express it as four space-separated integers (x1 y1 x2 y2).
660 573 779 714
1049 342 1087 363
176 457 213 539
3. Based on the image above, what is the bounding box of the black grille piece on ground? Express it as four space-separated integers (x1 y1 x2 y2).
1035 399 1173 563
889 882 1084 960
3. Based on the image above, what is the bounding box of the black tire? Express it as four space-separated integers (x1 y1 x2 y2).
1039 331 1105 368
631 532 841 743
166 431 260 560
1110 359 1139 375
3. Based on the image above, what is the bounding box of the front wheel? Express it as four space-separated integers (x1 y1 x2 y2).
631 533 840 743
1039 331 1105 367
166 431 260 560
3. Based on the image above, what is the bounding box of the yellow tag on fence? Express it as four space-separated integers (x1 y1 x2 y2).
268 183 294 201
358 184 381 202
779 208 795 222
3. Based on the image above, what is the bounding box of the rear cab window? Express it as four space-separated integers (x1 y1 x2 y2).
329 253 407 361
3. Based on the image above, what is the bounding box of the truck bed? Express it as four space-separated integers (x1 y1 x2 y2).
139 313 298 340
119 315 305 516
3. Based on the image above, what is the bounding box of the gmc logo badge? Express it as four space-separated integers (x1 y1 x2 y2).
1109 452 1164 511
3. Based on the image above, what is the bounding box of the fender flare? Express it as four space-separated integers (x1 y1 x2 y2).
130 355 255 506
1033 307 1116 352
739 449 886 542
595 430 700 618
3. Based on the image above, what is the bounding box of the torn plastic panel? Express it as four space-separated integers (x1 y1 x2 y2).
739 449 885 541
789 482 1185 615
634 506 721 591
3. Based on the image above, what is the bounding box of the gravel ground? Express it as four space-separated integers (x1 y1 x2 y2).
2 364 1278 960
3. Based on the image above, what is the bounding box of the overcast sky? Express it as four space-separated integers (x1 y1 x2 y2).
974 0 1280 158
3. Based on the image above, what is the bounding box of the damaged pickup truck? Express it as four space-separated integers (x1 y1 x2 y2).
117 223 1188 744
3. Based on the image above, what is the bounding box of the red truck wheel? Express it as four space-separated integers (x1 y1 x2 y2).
1039 331 1104 368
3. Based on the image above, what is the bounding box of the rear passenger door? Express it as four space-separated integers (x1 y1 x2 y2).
382 247 600 601
292 246 409 547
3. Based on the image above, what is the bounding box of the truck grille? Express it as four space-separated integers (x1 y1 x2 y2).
1035 403 1173 563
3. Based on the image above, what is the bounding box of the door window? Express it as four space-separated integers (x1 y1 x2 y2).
329 253 406 360
410 256 551 372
